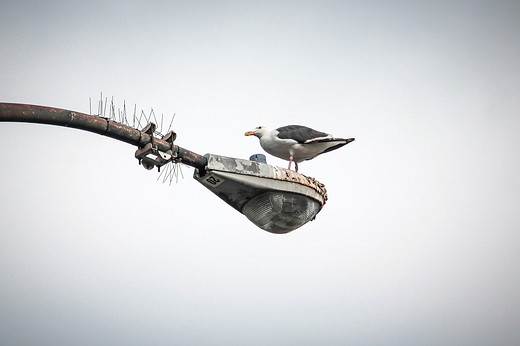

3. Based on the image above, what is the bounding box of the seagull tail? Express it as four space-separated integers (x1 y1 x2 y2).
320 137 355 154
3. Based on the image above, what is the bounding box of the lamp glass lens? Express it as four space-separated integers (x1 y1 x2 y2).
242 191 321 233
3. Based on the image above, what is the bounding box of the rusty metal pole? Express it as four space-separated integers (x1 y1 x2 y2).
0 103 207 170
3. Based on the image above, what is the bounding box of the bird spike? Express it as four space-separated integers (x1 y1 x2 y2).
157 161 186 185
88 93 181 183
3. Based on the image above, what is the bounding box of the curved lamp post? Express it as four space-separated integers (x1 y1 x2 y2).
0 103 327 234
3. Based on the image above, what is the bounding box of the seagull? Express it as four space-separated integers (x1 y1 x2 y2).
245 125 355 172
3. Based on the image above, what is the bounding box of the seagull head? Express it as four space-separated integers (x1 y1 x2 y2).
245 126 271 138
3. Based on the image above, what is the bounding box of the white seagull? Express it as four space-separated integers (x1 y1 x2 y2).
245 125 355 172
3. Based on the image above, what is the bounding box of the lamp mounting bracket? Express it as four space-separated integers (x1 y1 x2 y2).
135 122 178 171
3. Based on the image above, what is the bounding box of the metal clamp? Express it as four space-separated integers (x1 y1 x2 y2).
135 122 177 171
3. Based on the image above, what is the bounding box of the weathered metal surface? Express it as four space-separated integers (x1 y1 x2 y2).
200 153 327 204
194 154 328 211
0 103 207 170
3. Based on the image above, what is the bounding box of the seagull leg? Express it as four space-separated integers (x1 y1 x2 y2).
288 156 299 172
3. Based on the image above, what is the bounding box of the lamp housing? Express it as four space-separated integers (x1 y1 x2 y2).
193 154 327 234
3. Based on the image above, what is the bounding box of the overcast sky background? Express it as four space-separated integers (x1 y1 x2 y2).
1 1 519 345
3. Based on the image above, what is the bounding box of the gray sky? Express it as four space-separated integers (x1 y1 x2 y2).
1 1 519 345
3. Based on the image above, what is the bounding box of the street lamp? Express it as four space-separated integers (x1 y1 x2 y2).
193 154 327 234
0 103 328 234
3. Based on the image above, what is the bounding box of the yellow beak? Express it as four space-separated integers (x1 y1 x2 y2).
244 131 255 136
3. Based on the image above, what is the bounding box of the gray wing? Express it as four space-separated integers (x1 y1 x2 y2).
276 125 330 143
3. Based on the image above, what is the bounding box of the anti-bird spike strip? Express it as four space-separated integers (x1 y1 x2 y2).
90 94 175 138
89 95 181 183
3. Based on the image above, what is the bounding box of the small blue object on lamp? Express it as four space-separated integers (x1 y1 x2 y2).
249 154 267 163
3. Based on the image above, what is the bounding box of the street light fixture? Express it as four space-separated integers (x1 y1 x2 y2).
193 154 327 234
0 103 328 234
